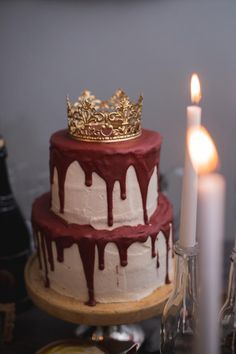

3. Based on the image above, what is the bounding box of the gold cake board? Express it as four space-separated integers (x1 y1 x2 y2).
25 254 173 326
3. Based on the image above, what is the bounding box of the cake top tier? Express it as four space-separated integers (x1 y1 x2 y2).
50 129 162 227
67 89 143 143
50 128 162 155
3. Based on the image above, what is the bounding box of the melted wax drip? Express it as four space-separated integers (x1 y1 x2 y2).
33 193 172 305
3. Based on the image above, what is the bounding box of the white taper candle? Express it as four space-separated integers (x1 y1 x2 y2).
188 125 225 354
179 74 202 248
198 173 225 354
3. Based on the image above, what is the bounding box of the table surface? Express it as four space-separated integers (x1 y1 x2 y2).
0 242 233 354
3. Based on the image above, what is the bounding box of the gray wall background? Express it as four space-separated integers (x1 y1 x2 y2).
1 0 236 242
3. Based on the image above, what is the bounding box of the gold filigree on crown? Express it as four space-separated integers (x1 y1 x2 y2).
67 89 143 142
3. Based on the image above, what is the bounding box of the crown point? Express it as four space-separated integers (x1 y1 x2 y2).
66 95 71 109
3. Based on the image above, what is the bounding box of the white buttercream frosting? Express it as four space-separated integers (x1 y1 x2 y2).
38 227 173 303
51 162 158 230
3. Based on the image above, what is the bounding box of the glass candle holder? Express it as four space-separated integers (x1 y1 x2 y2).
160 241 199 354
220 248 236 354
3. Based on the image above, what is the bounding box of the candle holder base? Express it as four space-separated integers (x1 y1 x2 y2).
160 241 199 354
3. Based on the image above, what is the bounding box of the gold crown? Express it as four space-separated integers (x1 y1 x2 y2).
67 89 143 142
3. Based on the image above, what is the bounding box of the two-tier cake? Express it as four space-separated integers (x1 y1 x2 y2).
32 90 173 306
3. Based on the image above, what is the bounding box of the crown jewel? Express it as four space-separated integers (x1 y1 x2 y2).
67 89 143 142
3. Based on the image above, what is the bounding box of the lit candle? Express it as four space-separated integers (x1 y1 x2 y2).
188 126 225 354
179 73 202 248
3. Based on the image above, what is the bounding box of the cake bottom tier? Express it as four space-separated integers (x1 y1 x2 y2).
32 193 173 306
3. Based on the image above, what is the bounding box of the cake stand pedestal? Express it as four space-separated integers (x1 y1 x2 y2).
25 254 173 349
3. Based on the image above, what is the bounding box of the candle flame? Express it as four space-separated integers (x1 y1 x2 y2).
188 126 219 175
191 73 201 104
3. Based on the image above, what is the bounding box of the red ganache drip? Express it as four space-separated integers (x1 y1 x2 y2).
34 231 42 270
119 172 127 200
32 192 173 306
77 239 96 306
150 233 157 258
45 237 54 271
96 240 107 270
162 225 171 285
40 235 50 288
49 129 162 227
156 249 160 268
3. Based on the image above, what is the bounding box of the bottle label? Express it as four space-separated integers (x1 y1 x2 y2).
0 195 16 212
0 250 30 305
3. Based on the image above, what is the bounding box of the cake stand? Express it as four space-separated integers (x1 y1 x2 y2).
25 254 173 348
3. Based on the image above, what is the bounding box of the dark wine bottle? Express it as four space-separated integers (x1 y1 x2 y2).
0 136 31 312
